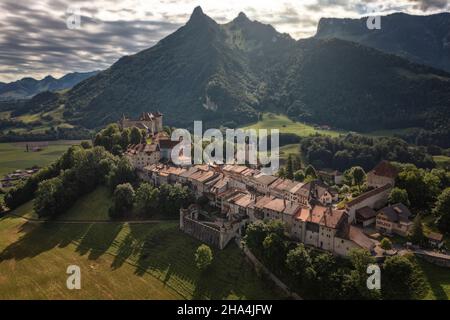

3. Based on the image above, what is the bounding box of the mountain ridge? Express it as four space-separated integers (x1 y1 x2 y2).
0 71 100 101
315 12 450 72
4 8 450 137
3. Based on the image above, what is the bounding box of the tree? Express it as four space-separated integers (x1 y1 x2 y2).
262 232 287 268
434 188 450 234
294 169 305 182
130 127 142 145
107 157 136 191
380 237 393 250
195 244 213 271
286 155 294 179
410 214 425 245
110 183 135 218
396 164 440 209
80 141 92 149
34 177 65 218
382 255 427 300
388 187 410 206
352 166 366 187
158 184 194 216
292 155 302 171
286 244 313 281
244 222 267 255
134 183 159 216
120 129 130 148
305 165 317 179
345 249 380 299
0 195 5 213
277 167 287 178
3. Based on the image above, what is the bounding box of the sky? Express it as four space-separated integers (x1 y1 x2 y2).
0 0 449 82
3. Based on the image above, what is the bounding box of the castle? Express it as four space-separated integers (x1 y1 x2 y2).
118 112 163 136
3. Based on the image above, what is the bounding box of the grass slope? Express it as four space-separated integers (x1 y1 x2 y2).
0 188 280 300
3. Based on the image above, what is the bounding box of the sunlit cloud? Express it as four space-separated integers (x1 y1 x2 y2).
0 0 448 82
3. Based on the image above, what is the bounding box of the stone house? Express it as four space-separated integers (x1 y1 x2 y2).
367 160 398 188
124 143 160 170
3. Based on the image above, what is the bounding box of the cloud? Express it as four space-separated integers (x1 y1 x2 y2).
410 0 449 10
0 0 448 82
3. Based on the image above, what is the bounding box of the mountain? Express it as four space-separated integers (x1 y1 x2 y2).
64 7 295 128
0 71 100 101
271 38 450 131
315 12 450 72
62 7 450 132
6 7 450 135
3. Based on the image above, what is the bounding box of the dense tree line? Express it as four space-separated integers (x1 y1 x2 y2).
244 220 428 299
109 182 194 219
0 126 92 142
396 126 450 149
33 146 119 218
94 123 145 155
3 145 85 210
393 163 449 210
300 134 435 172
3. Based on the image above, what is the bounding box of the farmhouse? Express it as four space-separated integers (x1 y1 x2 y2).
375 203 413 236
367 160 398 188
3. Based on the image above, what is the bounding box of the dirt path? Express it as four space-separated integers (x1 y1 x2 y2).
4 211 177 224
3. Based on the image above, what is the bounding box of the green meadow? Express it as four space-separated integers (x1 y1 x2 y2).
0 140 81 178
0 187 281 300
241 113 344 137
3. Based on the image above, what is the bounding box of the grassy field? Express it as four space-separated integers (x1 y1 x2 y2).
433 155 450 169
416 257 450 300
242 113 344 137
0 188 281 300
0 140 81 178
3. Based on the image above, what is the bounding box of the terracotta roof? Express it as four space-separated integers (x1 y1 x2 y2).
271 179 299 193
233 193 254 208
346 184 392 207
254 174 279 186
349 226 375 250
254 195 274 209
370 161 398 178
322 209 347 229
290 181 312 197
125 143 159 155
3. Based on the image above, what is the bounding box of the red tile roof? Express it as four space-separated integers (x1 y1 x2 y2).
370 161 398 179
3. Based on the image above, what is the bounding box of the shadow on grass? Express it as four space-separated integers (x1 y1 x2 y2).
0 220 90 262
75 223 123 260
417 258 450 300
124 222 279 300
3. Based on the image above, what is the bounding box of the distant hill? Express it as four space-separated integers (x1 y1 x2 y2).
315 12 450 72
0 71 100 101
